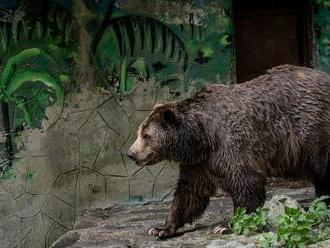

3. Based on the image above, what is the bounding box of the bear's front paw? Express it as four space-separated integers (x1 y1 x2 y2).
148 226 176 238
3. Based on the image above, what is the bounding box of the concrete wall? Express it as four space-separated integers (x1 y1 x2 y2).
0 0 233 247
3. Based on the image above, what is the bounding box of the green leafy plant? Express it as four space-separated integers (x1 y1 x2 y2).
276 207 315 248
308 196 330 223
273 197 330 248
229 207 269 235
315 0 330 7
230 197 330 248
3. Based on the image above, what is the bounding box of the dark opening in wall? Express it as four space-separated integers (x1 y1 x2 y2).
0 102 13 175
233 0 314 83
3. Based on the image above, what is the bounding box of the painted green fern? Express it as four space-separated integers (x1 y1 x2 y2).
0 48 65 127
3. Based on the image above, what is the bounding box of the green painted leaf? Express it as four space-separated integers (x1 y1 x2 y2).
0 48 58 90
0 168 16 180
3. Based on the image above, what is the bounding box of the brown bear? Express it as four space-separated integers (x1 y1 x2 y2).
127 65 330 238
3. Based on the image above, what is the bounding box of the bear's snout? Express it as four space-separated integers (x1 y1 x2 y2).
126 149 135 161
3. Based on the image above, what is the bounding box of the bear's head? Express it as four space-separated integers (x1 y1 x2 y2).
127 102 182 166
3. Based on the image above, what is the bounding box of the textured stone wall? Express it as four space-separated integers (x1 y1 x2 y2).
0 0 233 247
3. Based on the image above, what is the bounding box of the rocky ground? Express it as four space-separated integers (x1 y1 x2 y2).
51 184 330 248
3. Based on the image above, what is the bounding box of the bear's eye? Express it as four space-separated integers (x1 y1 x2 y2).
143 134 150 140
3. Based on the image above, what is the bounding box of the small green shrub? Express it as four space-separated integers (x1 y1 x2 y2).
308 196 330 224
276 207 315 248
229 196 330 248
229 207 269 235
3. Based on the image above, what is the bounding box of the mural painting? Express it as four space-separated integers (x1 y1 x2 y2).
0 0 234 247
314 0 330 72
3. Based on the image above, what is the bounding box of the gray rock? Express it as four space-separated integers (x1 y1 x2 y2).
308 238 330 247
263 194 304 228
208 239 256 248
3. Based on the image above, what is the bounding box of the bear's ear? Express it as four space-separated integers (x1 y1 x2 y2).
153 101 165 109
162 108 180 127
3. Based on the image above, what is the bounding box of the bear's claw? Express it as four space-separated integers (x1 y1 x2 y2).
148 228 159 236
213 226 231 235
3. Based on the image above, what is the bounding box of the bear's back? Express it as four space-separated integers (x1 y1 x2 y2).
198 65 330 130
239 65 330 133
191 65 330 174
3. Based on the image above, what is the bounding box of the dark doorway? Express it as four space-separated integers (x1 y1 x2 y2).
233 0 313 83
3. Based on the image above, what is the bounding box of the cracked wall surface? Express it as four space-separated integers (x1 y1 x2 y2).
0 82 189 247
0 1 234 247
0 84 186 247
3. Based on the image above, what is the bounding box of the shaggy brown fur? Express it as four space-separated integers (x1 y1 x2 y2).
128 65 330 238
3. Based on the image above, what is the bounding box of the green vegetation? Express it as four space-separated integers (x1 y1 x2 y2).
229 208 269 235
230 196 330 248
315 0 330 7
314 0 330 73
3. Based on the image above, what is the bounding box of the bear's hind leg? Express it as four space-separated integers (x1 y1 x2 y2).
212 171 266 235
212 167 266 235
313 159 330 204
230 173 266 213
